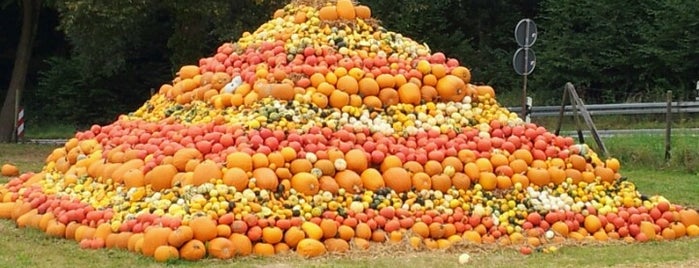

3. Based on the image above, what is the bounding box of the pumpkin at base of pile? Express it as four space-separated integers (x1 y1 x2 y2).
1 0 699 263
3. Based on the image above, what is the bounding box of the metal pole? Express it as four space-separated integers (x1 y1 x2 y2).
521 22 530 120
522 75 527 119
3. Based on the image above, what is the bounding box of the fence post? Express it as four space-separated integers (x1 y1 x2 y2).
665 90 672 161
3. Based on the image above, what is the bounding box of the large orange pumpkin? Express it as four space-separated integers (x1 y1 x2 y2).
336 0 356 20
335 170 363 193
296 238 327 258
192 160 222 186
173 148 203 172
229 233 253 256
207 237 235 259
1 164 19 177
189 216 218 242
168 225 194 248
291 172 320 195
142 227 172 257
180 239 207 261
153 245 179 263
145 164 178 191
382 167 411 193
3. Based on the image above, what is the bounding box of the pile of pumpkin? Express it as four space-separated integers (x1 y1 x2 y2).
2 0 699 262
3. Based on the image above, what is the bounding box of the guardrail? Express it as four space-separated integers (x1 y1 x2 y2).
508 101 699 117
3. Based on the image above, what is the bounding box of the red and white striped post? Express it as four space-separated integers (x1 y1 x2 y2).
16 107 25 140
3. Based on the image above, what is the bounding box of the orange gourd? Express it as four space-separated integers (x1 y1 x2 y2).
336 0 356 20
189 216 218 242
1 164 19 177
291 172 320 195
382 167 411 193
207 237 235 259
180 239 206 261
354 5 371 19
153 245 179 262
335 170 363 193
296 238 327 258
142 227 172 257
173 148 203 172
319 6 338 20
145 164 178 191
168 225 194 248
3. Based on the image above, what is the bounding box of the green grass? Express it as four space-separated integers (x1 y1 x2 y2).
23 122 79 139
2 136 699 267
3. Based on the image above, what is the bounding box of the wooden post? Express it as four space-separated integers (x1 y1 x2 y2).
554 85 569 136
567 84 585 144
665 90 672 161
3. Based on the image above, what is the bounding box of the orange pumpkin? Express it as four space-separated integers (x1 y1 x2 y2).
398 82 421 105
336 0 356 20
178 65 200 79
345 149 368 172
319 6 338 20
173 148 203 172
142 227 173 257
1 164 19 177
262 226 284 244
189 216 218 242
527 167 551 187
252 167 279 190
337 76 359 94
207 237 235 259
358 77 380 96
435 75 466 101
145 164 178 191
296 238 327 258
335 170 363 193
284 226 306 248
180 239 206 261
382 167 411 193
191 160 222 186
355 5 371 19
229 233 253 256
222 167 249 191
291 172 320 195
153 245 180 262
168 225 194 248
679 209 699 227
324 238 350 252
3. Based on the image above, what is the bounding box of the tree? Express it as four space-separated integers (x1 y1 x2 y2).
533 0 698 104
29 0 286 126
0 0 41 142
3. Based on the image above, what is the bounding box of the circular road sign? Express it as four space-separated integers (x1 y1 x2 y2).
515 19 537 47
513 47 536 76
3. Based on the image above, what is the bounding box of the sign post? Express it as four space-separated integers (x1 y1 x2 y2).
16 107 25 140
513 19 537 120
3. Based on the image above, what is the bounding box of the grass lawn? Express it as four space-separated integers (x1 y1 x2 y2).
1 134 699 267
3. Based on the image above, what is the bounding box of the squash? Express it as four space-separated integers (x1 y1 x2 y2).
296 238 326 258
1 164 19 177
153 245 179 262
180 239 206 261
142 227 173 257
207 237 235 259
189 216 217 242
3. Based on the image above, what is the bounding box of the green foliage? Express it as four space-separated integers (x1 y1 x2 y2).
30 0 699 128
533 0 699 104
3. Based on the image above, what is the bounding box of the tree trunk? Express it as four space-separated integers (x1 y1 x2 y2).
0 0 41 142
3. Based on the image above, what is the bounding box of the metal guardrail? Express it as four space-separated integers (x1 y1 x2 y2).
508 101 699 117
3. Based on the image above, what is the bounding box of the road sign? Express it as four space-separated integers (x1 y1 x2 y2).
513 48 536 76
515 19 537 47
